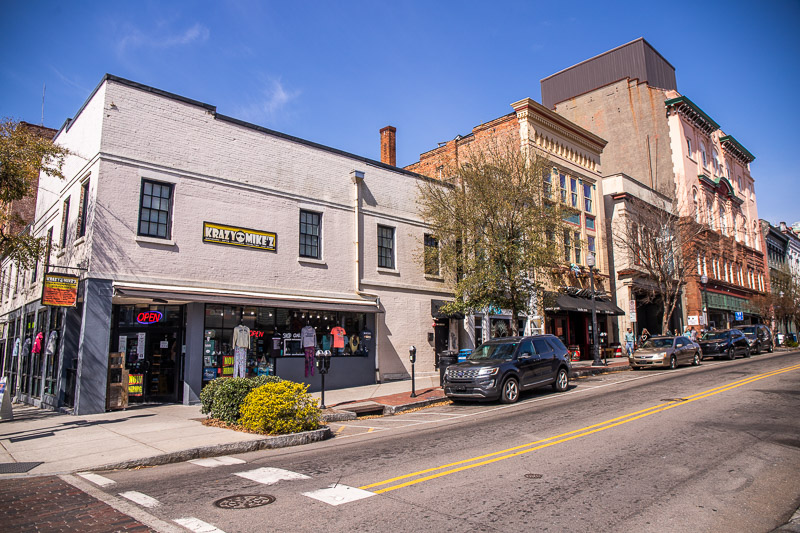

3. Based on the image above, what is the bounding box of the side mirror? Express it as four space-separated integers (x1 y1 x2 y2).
519 352 533 359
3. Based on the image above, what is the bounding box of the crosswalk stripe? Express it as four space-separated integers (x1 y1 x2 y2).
189 456 246 468
174 517 226 532
77 472 116 487
302 484 375 506
119 491 160 508
234 467 309 485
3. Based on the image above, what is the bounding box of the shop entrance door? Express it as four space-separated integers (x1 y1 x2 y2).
122 329 182 404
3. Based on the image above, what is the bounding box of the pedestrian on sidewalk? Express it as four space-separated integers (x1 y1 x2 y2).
625 327 635 356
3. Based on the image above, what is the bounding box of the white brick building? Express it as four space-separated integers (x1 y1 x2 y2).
0 75 452 414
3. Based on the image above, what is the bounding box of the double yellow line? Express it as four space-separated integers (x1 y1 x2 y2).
360 363 800 494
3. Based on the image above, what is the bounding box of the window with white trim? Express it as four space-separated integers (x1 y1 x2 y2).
138 179 173 239
299 210 321 259
377 225 395 269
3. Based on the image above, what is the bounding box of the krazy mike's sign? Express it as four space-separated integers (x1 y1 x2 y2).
203 222 277 252
42 273 79 307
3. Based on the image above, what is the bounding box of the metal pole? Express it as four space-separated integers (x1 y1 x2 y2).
410 360 416 398
320 373 326 410
589 256 602 366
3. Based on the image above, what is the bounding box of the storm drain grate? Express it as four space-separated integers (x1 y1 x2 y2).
214 494 276 509
0 462 42 474
524 473 543 479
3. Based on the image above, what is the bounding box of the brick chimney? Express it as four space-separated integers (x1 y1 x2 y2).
380 126 396 166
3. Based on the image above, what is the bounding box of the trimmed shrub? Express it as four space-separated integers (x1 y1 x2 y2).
210 377 265 424
200 378 224 415
250 374 283 387
239 381 321 435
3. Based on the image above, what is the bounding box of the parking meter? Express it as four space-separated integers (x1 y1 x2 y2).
316 350 331 409
409 346 417 397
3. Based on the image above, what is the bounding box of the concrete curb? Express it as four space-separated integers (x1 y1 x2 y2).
571 364 630 378
94 426 332 472
383 396 449 415
321 410 357 422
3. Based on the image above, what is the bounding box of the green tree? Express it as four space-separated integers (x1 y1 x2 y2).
416 137 571 335
0 119 69 266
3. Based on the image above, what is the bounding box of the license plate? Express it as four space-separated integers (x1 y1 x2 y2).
455 386 466 392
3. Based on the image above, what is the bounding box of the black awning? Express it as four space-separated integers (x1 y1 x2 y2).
431 299 465 319
595 299 625 316
544 292 624 316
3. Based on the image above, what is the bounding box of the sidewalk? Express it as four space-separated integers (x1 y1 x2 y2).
0 358 629 477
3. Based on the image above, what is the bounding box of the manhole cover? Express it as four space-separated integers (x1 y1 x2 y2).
214 494 276 509
524 473 543 479
0 462 42 474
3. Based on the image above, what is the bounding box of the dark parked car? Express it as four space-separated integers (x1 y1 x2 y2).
739 324 774 354
698 329 750 360
629 336 701 370
443 335 571 403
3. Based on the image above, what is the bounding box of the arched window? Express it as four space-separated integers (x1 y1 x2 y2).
700 143 708 168
732 212 739 241
719 204 727 235
744 218 750 247
693 189 700 223
706 197 713 227
712 148 720 174
753 221 760 251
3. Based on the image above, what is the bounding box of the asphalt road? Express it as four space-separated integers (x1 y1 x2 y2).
66 351 800 532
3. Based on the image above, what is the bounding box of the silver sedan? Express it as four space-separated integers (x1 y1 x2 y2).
629 336 701 370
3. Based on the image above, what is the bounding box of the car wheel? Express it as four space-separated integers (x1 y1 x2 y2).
754 342 761 355
500 377 519 404
744 346 751 358
768 342 774 353
631 366 641 371
669 355 677 370
727 347 735 360
692 351 700 366
552 368 569 392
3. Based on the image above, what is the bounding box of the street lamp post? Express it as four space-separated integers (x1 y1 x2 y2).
700 274 708 330
588 254 603 366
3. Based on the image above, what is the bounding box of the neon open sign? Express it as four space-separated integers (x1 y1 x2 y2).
137 311 163 324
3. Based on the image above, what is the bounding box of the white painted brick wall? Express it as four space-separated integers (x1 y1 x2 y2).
4 78 455 375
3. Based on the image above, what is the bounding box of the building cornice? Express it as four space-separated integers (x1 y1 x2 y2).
720 135 755 164
511 98 607 155
665 96 719 136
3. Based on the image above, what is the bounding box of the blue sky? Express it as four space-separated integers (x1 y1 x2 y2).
2 1 798 224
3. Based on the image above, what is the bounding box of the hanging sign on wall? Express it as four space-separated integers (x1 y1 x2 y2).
203 222 277 252
42 273 80 307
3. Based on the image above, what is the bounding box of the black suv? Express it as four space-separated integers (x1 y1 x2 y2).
443 335 571 403
739 324 774 354
698 329 750 360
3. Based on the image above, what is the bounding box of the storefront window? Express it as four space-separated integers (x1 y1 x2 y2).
474 316 483 347
202 304 369 385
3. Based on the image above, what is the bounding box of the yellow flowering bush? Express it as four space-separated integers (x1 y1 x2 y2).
239 381 321 435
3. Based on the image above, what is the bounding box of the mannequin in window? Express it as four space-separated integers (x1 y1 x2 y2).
232 321 251 378
301 321 316 377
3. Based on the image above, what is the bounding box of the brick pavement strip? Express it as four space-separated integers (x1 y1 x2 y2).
0 476 158 533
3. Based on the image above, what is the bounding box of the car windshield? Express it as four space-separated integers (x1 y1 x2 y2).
468 342 518 361
641 338 673 349
703 332 729 340
740 327 756 338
